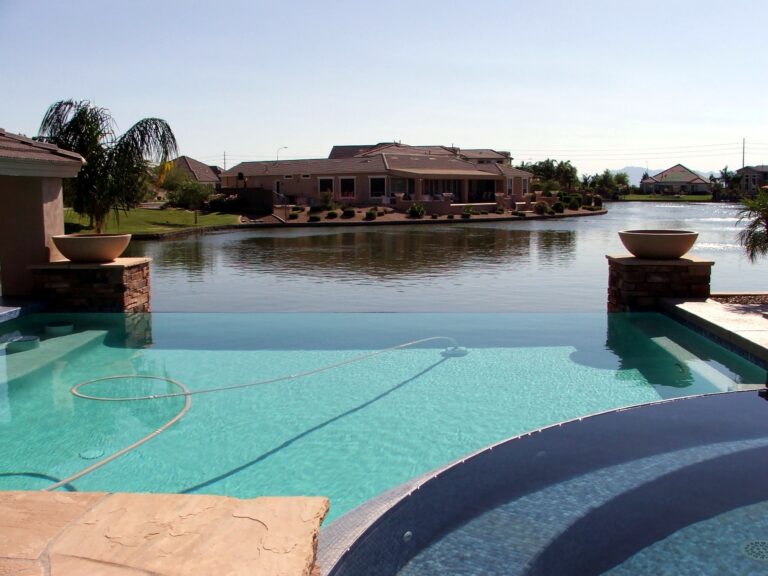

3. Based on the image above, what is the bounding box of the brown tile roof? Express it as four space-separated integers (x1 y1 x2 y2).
358 143 458 157
225 156 388 177
385 154 500 178
328 145 378 159
0 128 83 165
646 164 708 185
738 165 768 174
460 149 510 160
173 155 220 183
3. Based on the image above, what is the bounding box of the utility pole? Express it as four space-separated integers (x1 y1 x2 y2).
743 138 745 169
223 151 226 170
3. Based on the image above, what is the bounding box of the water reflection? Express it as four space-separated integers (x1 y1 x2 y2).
218 227 543 278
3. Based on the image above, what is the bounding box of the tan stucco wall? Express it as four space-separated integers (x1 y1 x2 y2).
224 173 387 204
0 176 64 296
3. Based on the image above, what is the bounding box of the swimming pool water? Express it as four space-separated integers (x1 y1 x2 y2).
0 312 763 520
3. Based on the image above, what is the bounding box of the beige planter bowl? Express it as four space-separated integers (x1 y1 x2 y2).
52 234 132 263
618 230 698 259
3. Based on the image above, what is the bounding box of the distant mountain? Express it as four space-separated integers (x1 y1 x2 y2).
613 166 717 186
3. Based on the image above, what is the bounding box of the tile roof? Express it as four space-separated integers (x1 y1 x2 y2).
645 164 708 185
738 165 768 173
328 145 378 159
357 143 458 157
173 155 220 183
385 154 501 178
460 149 510 160
0 128 83 165
225 156 388 177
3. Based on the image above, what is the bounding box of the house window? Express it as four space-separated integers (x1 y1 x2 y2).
284 175 293 179
370 176 386 197
301 174 311 179
318 178 334 194
390 178 406 194
340 177 356 198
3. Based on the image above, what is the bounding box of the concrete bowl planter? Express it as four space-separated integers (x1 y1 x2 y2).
52 233 132 263
618 229 698 259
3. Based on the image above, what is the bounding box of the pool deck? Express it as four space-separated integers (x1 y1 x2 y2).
662 293 768 369
0 491 328 575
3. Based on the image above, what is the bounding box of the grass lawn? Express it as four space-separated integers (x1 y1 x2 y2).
620 194 713 202
64 208 240 234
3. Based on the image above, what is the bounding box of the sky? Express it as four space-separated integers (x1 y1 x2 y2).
2 0 767 176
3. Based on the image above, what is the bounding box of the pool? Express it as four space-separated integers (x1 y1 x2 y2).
325 392 768 575
0 312 763 523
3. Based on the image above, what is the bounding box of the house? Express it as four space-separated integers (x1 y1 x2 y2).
640 164 710 195
736 165 768 196
0 128 83 295
171 155 221 190
222 143 530 207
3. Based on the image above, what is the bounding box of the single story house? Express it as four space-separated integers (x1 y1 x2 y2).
736 165 768 196
171 155 221 190
222 143 530 206
640 164 710 195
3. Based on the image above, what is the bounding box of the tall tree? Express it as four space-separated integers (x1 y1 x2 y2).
38 99 178 233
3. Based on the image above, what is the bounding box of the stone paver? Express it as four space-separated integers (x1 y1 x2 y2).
0 491 328 576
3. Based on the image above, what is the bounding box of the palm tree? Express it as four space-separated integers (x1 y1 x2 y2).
738 191 768 262
38 99 178 233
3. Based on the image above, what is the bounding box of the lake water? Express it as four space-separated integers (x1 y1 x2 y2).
124 202 767 312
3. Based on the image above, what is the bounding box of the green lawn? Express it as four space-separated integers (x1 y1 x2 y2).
64 208 240 234
620 194 713 202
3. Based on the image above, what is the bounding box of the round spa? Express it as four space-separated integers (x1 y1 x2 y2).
321 392 768 576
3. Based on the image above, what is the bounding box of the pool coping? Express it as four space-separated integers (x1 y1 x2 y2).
661 294 768 370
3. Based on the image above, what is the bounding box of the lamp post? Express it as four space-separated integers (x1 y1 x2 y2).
276 146 287 161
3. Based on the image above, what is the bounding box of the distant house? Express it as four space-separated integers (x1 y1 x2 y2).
172 156 221 190
736 165 768 196
640 164 710 195
222 143 528 206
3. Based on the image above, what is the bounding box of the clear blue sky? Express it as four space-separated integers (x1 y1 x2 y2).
2 0 766 175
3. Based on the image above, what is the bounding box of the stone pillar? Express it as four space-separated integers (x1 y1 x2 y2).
461 179 469 203
30 257 151 313
414 178 423 202
607 254 713 313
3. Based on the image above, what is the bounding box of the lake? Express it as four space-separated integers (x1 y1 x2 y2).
124 202 767 312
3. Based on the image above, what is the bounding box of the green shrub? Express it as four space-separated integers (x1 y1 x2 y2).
533 201 548 215
593 195 603 208
479 210 488 215
291 205 304 212
515 211 527 217
568 198 580 210
319 191 337 211
569 195 582 207
207 193 245 213
288 212 298 220
495 207 505 214
308 205 324 214
552 201 564 213
309 215 321 222
342 208 355 218
326 210 338 219
407 203 426 218
447 214 455 219
543 190 553 198
547 209 555 215
377 210 385 216
431 213 439 219
364 209 376 221
461 206 473 219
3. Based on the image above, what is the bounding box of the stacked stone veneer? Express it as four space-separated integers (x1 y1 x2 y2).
30 257 150 313
607 254 713 312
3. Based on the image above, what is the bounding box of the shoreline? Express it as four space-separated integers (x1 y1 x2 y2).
130 208 607 240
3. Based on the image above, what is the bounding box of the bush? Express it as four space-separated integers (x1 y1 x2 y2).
291 205 304 212
515 211 527 217
568 198 580 211
342 208 355 218
377 210 385 216
364 209 376 221
569 195 582 208
547 209 555 215
543 190 553 198
552 201 565 214
309 215 321 222
319 191 337 211
461 206 473 219
495 207 505 214
480 210 489 215
593 195 603 208
533 201 548 215
407 203 426 219
447 214 455 219
326 210 338 219
308 205 324 214
431 213 439 219
206 193 245 213
288 212 298 220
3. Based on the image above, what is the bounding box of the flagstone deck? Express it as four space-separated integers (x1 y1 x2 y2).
0 491 328 575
